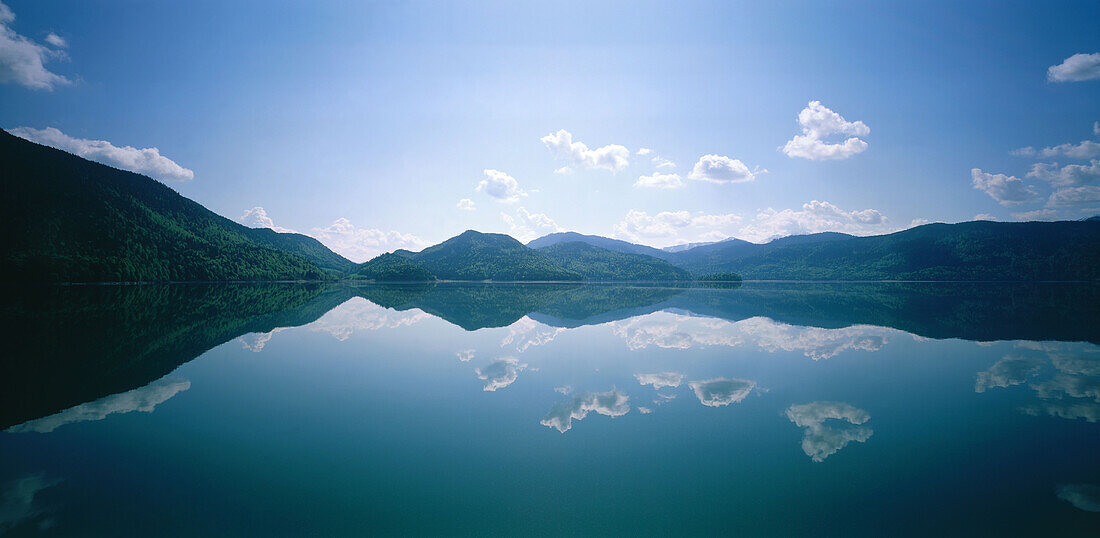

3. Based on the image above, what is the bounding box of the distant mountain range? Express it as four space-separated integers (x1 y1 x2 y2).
4 127 1098 282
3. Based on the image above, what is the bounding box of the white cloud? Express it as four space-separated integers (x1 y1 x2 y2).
500 317 565 353
477 169 527 203
1032 373 1100 403
688 154 762 184
970 168 1040 206
0 2 70 90
636 148 652 156
782 101 869 160
635 172 684 189
974 355 1043 393
238 206 296 233
638 406 653 414
612 209 741 247
739 317 891 360
1095 121 1100 135
541 129 630 172
1010 208 1061 221
737 200 889 243
475 357 526 391
456 349 475 362
1048 185 1100 207
785 401 873 462
309 218 429 263
1013 140 1100 160
689 378 756 407
1057 484 1100 512
456 198 476 211
44 32 65 48
9 126 194 182
553 166 574 175
554 385 573 395
1047 53 1100 82
1027 160 1100 187
7 378 190 433
540 389 630 433
653 156 676 169
974 213 997 221
501 207 562 242
635 372 684 390
303 297 429 341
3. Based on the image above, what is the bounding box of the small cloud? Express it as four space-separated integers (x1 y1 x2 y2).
786 401 873 462
477 169 527 203
636 148 653 156
974 213 997 221
688 378 756 407
44 32 66 48
501 207 562 242
239 206 297 233
308 218 429 263
0 3 70 90
541 129 629 173
553 166 574 175
554 385 573 395
653 156 676 169
540 389 630 433
475 357 526 391
1011 208 1061 221
737 200 889 243
1047 53 1100 83
613 209 742 246
9 126 194 182
0 473 61 533
456 349 475 362
7 378 190 433
456 198 476 211
908 218 932 227
635 172 684 189
970 168 1041 206
975 355 1043 393
688 154 762 184
1013 141 1100 160
1056 484 1100 512
1048 185 1100 207
782 101 869 160
1027 159 1100 187
654 393 677 405
638 406 653 414
635 372 684 389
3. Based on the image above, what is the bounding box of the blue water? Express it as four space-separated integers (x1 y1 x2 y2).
1 283 1098 535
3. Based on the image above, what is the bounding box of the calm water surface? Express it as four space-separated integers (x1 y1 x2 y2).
1 282 1099 536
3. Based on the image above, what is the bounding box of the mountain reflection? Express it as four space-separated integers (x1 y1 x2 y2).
2 281 1097 431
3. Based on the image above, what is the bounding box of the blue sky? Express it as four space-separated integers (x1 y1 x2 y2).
2 0 1098 261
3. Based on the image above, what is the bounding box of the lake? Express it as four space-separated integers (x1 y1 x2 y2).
1 282 1099 536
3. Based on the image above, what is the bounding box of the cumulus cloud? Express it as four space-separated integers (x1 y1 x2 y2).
541 129 630 173
689 378 756 407
475 357 526 391
1022 402 1100 423
456 198 476 211
1011 208 1061 221
635 172 683 189
501 207 562 242
974 213 997 221
638 406 653 414
1056 484 1100 512
554 385 573 395
785 401 873 462
477 169 527 203
456 349 475 362
612 209 741 247
553 166 574 175
1048 185 1100 207
974 355 1043 393
500 317 565 353
636 148 653 156
0 474 60 533
739 317 891 360
1027 160 1100 187
540 388 630 433
1032 373 1100 403
782 101 869 160
653 156 676 169
613 313 744 350
1013 141 1100 160
44 32 65 48
304 297 429 341
1047 53 1100 82
238 206 296 233
688 154 762 184
0 2 70 90
970 168 1040 206
635 372 684 390
309 218 430 263
737 200 889 243
7 378 190 433
9 126 194 182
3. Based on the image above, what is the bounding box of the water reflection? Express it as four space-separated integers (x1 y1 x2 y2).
475 358 527 392
540 389 631 433
7 378 190 434
1057 484 1100 512
785 402 873 462
0 474 60 534
689 378 757 407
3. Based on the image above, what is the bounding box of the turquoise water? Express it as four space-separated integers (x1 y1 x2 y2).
1 282 1098 536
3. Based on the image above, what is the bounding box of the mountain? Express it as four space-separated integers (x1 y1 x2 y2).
671 221 1100 280
536 241 692 281
0 128 341 282
663 232 856 272
527 231 666 257
244 227 355 273
662 239 729 253
408 230 582 281
353 253 436 281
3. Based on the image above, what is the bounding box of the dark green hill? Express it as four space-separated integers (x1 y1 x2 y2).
527 231 666 257
244 228 355 273
671 221 1100 280
0 128 337 282
537 241 692 281
409 230 582 281
353 253 436 281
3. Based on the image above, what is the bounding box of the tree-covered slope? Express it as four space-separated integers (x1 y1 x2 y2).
672 221 1100 280
353 253 436 281
527 231 667 258
244 228 355 273
537 241 693 281
0 129 331 282
409 230 582 281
